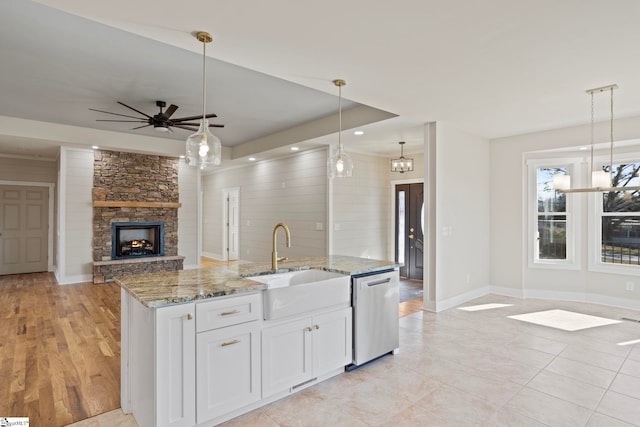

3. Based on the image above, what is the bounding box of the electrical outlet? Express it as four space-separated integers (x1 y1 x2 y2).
626 281 635 291
315 222 324 231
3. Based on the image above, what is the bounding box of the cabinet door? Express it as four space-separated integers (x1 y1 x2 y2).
156 303 196 427
313 307 353 376
261 317 312 398
196 321 261 423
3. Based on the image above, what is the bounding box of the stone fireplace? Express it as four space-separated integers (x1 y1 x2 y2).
92 150 184 283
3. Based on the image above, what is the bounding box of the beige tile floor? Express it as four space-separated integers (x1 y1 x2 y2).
68 295 640 426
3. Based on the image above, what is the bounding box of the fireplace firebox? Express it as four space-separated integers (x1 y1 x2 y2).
112 222 164 260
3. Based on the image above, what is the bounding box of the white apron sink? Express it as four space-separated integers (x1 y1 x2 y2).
247 269 350 320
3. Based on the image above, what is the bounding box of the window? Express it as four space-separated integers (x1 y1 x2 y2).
527 158 579 270
597 162 640 267
536 167 568 261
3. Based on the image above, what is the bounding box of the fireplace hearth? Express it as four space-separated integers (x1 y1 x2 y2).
112 221 164 259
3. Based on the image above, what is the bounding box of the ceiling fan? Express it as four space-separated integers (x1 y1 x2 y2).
89 100 224 133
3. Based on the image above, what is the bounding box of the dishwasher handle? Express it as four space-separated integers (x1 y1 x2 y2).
364 277 391 287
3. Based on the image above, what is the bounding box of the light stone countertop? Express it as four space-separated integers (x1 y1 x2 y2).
115 255 400 308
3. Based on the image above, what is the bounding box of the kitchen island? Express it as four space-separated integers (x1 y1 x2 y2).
116 255 399 427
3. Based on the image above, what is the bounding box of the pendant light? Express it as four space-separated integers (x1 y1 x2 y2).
185 31 221 169
327 79 353 178
390 141 414 173
554 84 640 193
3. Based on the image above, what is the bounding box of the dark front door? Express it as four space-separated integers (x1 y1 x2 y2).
395 183 424 280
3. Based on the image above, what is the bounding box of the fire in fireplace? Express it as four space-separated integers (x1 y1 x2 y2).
112 222 164 259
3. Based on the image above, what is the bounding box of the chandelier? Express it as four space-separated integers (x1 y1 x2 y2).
554 84 640 193
390 141 414 173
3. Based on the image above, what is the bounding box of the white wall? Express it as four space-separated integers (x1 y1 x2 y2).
428 123 491 311
0 156 57 182
490 115 640 309
56 146 93 284
330 151 391 259
178 162 200 269
202 149 328 263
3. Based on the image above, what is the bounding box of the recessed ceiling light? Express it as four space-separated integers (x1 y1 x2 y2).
354 131 364 136
290 146 300 151
179 155 185 159
248 157 256 161
579 146 589 150
91 145 99 150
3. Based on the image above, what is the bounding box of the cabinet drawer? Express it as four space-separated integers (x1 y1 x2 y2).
196 293 262 332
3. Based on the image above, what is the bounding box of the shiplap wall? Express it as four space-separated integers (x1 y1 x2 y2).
330 152 391 259
178 162 199 268
57 147 93 284
202 149 328 262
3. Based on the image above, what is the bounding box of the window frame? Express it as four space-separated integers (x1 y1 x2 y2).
589 154 640 275
527 158 581 270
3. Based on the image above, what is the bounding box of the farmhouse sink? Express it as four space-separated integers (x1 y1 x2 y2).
247 269 351 320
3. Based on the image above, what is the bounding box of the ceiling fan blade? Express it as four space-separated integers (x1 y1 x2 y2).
117 101 153 118
130 124 152 130
89 108 146 120
179 122 224 128
96 119 148 123
164 104 179 118
172 112 218 122
172 124 199 132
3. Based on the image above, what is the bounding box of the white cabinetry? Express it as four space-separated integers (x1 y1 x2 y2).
262 306 352 398
121 290 195 427
195 293 262 423
156 303 196 427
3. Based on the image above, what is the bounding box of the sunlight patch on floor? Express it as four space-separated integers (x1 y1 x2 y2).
457 303 513 312
508 309 622 331
617 338 640 346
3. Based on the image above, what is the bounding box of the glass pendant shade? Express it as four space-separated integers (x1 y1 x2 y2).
328 146 353 178
591 170 611 188
552 174 571 191
185 118 221 169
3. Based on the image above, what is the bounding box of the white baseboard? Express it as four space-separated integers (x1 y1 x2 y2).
489 285 525 298
201 252 223 260
430 286 491 312
55 272 93 285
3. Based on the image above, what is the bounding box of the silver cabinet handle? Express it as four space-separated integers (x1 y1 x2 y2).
305 326 312 332
314 325 320 330
221 339 240 347
367 278 391 287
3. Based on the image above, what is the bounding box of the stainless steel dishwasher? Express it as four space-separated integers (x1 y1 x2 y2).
350 269 400 368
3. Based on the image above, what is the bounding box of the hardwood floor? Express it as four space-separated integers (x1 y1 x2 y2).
1 259 423 426
399 296 423 317
0 272 121 426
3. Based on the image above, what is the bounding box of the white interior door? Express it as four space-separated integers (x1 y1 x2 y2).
223 188 240 261
0 185 49 275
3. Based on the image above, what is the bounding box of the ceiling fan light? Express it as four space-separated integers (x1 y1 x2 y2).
186 118 221 169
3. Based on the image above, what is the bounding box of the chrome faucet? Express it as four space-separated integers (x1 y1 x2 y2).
272 222 291 271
